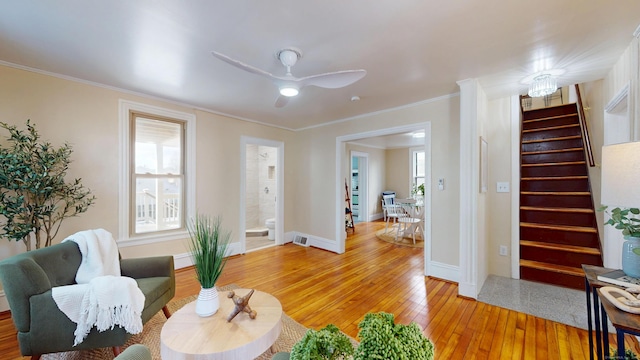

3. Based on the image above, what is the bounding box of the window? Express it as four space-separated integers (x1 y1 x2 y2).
412 149 425 194
119 100 195 243
132 114 184 235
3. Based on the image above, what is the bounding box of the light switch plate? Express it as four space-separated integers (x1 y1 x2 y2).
496 182 510 193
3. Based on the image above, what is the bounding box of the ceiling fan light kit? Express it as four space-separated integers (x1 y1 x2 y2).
211 47 366 107
279 85 299 97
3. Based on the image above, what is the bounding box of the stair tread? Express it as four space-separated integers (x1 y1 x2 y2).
521 191 590 196
522 135 581 144
522 124 580 133
521 161 586 167
523 113 579 123
522 147 583 155
521 176 588 181
520 206 594 213
520 259 584 277
520 222 597 233
520 240 601 255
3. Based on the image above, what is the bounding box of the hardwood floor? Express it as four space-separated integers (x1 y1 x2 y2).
1 220 639 359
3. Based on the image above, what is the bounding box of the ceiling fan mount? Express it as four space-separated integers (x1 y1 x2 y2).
275 48 302 70
211 47 366 108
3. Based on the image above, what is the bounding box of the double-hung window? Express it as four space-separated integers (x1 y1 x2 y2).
131 113 184 235
119 100 195 242
412 148 425 193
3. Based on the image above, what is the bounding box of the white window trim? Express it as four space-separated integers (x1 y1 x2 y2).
410 147 425 193
118 100 196 246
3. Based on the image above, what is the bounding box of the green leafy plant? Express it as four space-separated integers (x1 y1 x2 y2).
0 120 96 250
354 312 434 360
290 324 355 360
187 214 231 289
412 183 425 197
599 206 640 237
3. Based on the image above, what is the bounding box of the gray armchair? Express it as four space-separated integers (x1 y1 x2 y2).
0 241 175 359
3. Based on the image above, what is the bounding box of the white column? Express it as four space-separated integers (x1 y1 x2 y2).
457 78 479 299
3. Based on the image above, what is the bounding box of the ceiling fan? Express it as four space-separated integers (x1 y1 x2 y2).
211 48 367 108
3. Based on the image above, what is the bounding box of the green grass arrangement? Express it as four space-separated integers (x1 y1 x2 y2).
290 324 355 360
354 312 434 360
187 214 231 289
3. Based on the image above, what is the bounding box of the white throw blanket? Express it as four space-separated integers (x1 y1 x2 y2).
65 228 121 282
52 229 145 346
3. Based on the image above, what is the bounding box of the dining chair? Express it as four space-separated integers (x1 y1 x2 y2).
383 194 406 233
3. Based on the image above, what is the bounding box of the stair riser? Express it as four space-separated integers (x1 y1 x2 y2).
521 152 585 164
520 227 600 248
523 104 579 120
522 127 582 142
520 194 593 208
520 210 596 228
522 138 583 153
520 179 589 192
521 165 587 178
520 267 584 290
523 116 578 130
520 246 602 268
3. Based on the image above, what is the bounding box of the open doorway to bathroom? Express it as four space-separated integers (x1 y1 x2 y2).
240 137 284 253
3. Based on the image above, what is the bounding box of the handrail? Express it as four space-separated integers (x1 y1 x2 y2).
574 84 595 167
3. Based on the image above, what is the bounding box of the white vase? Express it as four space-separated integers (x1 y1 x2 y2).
195 286 219 317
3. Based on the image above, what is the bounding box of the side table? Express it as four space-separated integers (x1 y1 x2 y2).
583 264 619 360
597 287 640 359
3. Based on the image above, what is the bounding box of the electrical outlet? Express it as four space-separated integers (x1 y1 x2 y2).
438 178 445 191
499 245 508 256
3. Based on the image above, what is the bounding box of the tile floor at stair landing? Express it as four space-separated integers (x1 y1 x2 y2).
478 275 593 330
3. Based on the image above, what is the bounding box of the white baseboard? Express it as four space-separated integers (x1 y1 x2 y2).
427 261 460 284
370 213 384 221
287 232 341 253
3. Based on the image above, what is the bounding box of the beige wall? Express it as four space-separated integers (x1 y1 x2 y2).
486 97 513 277
385 148 410 199
0 65 296 263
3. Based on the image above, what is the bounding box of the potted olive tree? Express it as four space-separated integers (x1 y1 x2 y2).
0 120 95 250
187 214 231 317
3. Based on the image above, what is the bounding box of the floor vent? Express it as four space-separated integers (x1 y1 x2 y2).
293 235 309 247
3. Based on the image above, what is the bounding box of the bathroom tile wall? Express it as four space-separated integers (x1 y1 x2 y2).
245 145 276 230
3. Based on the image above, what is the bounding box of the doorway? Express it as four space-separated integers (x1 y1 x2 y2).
335 123 431 276
350 151 368 223
240 136 284 253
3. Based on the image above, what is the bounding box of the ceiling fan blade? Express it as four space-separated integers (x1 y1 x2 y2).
211 51 276 79
274 95 290 108
298 69 367 89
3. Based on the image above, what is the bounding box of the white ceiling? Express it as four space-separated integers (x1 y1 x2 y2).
1 1 639 131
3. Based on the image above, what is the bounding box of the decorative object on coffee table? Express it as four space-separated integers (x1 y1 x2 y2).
227 289 257 322
161 289 282 359
187 214 232 317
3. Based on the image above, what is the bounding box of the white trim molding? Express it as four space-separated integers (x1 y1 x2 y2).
457 78 479 299
117 100 196 244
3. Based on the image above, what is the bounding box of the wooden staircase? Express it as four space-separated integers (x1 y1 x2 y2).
519 103 602 290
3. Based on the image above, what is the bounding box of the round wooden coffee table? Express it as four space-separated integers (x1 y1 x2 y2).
161 289 282 359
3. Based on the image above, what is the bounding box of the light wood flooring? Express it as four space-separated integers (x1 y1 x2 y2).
1 220 639 359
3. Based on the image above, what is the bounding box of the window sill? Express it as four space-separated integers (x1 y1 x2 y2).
117 229 188 247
